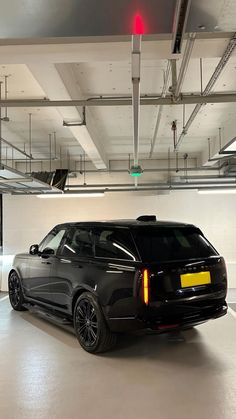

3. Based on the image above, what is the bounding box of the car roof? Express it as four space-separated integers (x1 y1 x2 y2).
55 219 196 229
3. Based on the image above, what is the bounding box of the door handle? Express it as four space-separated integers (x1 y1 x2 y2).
41 261 51 265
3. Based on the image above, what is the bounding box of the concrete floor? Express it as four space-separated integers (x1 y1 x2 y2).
0 297 236 419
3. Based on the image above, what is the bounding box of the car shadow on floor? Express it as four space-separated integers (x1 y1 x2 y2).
16 309 225 372
16 310 78 349
101 328 226 374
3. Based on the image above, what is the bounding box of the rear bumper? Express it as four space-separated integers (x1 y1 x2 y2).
107 299 227 333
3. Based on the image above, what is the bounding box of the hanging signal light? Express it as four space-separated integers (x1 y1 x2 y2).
133 14 144 35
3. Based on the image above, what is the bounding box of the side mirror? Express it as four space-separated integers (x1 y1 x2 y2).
29 244 39 255
41 247 55 258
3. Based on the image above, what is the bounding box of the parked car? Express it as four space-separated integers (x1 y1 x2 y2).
8 216 227 353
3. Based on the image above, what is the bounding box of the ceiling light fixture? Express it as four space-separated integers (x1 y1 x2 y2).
198 189 236 194
37 192 104 198
220 137 236 154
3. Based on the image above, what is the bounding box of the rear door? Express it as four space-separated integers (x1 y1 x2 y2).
50 226 95 312
24 227 66 304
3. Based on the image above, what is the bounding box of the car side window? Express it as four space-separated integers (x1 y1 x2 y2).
39 228 66 254
94 228 137 261
60 227 93 258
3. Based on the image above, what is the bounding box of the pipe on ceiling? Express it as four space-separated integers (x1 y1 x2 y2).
171 0 192 54
3 93 236 107
0 136 32 160
26 180 236 196
0 94 234 107
174 32 196 98
66 178 236 189
24 162 228 174
175 32 236 150
149 61 171 158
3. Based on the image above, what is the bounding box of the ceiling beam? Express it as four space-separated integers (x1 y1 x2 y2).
0 38 234 65
27 63 107 169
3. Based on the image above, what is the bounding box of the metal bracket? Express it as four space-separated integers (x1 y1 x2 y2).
63 106 86 127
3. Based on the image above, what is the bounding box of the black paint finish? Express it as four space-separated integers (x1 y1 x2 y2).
10 219 227 334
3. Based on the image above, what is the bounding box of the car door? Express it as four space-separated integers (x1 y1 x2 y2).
24 227 67 304
49 226 94 313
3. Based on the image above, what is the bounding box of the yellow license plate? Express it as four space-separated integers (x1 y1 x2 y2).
180 271 211 288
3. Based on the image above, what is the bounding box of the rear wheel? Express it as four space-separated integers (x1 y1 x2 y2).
74 292 117 353
8 271 26 311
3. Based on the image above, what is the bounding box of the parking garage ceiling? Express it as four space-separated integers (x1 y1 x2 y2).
0 0 236 194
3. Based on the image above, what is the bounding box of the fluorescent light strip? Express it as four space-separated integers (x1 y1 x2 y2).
37 193 104 198
198 189 236 194
221 138 236 153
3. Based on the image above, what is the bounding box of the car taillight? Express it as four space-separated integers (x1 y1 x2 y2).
142 268 150 305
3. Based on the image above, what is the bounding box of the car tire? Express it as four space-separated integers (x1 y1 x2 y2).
74 292 117 353
8 271 27 311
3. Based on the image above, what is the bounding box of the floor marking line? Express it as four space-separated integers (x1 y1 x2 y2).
0 295 9 302
228 307 236 319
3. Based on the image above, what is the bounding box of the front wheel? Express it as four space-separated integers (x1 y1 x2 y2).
8 271 26 311
74 292 117 353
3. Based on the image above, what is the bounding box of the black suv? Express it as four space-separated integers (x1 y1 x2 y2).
9 216 227 353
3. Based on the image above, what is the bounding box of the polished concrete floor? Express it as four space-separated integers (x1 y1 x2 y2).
0 297 236 419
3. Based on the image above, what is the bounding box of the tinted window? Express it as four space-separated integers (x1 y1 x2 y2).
61 228 93 257
94 228 137 261
132 227 217 262
39 229 66 253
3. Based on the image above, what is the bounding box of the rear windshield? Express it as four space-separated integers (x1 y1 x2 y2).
132 226 217 262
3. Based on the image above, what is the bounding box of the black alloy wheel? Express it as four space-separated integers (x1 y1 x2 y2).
74 292 116 353
8 272 26 311
76 298 98 347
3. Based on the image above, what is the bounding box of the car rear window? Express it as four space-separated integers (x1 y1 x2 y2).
94 228 138 261
132 226 217 262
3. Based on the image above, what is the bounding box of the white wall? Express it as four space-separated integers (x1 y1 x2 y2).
1 190 236 290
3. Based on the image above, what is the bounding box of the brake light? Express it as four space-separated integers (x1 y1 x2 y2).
143 268 150 305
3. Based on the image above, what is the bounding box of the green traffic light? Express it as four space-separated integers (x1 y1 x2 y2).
130 172 142 177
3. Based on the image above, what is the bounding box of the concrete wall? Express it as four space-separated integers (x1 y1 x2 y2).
1 190 236 290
